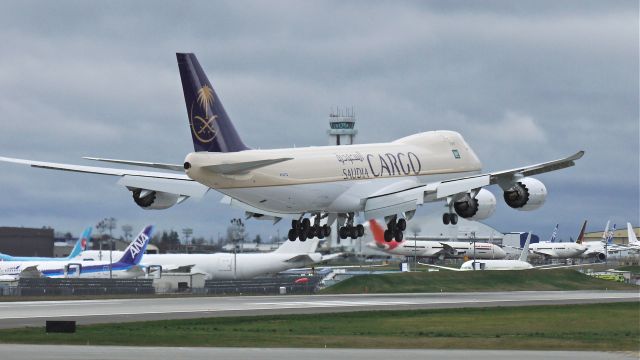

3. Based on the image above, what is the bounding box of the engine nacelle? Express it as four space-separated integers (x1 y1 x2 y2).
503 177 547 211
453 188 497 220
132 189 181 210
595 252 606 262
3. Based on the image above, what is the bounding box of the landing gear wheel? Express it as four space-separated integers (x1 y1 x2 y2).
397 218 407 231
450 214 458 225
356 224 364 237
323 224 331 237
384 229 393 242
299 230 307 242
339 226 348 240
443 213 450 225
301 218 311 231
394 230 404 241
349 226 358 239
291 219 299 229
287 229 297 241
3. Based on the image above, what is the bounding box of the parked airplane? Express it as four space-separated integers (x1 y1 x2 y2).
627 223 640 249
367 219 506 259
528 221 587 259
0 53 584 243
421 232 587 271
0 226 152 279
77 237 338 280
0 227 91 262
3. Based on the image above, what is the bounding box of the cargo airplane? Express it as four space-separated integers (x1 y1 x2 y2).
0 53 584 242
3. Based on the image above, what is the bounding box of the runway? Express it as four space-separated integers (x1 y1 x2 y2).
0 290 637 329
0 345 636 360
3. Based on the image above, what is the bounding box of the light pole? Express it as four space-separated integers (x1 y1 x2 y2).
471 231 476 271
230 218 245 280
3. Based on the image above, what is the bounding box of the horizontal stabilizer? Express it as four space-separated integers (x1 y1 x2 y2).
84 157 184 172
285 254 316 263
417 262 463 271
203 157 293 175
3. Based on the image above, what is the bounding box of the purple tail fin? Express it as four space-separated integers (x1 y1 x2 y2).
177 53 250 153
115 225 153 266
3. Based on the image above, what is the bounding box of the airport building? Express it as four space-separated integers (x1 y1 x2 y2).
0 227 54 257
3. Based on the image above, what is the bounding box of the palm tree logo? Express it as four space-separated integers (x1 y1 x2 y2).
191 85 218 143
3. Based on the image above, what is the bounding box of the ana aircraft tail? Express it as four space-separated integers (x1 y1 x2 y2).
176 53 249 153
114 225 153 266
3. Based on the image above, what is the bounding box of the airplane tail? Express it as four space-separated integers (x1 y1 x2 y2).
627 223 639 245
549 224 559 242
519 232 532 262
575 220 587 244
274 237 320 254
114 225 153 266
67 227 91 259
176 53 250 153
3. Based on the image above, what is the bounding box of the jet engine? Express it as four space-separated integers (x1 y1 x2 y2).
453 188 497 220
503 177 547 211
132 189 182 210
595 252 606 262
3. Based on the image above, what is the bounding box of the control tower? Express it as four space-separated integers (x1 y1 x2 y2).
327 108 357 145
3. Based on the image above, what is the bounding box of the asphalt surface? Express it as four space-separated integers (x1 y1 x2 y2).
0 290 637 329
0 345 637 360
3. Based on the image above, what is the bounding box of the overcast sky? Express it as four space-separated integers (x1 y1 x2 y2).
0 1 637 242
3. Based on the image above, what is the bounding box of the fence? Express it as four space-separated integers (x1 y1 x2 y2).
203 275 322 295
14 278 155 296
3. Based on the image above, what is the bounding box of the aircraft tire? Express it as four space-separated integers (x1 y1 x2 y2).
395 230 403 241
384 229 393 242
357 224 364 237
323 225 331 237
339 226 348 239
443 213 450 225
299 231 307 241
349 226 358 239
397 218 407 231
450 214 458 225
288 229 297 241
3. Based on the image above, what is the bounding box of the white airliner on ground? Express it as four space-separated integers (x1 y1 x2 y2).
421 232 587 271
77 237 337 280
528 221 588 259
627 222 640 250
0 226 152 280
0 53 584 243
367 219 506 259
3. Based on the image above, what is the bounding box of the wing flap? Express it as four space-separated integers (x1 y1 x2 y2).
83 157 184 172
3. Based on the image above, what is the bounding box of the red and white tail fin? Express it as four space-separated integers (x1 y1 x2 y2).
575 220 587 244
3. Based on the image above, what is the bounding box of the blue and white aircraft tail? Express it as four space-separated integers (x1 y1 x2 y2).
549 224 559 243
112 225 153 267
0 227 91 262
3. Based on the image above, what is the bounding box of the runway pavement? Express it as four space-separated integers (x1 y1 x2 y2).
0 290 637 329
0 345 637 360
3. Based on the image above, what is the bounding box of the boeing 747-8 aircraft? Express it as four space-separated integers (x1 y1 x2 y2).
0 53 584 243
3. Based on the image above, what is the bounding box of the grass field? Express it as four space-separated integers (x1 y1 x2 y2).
617 265 640 274
0 303 637 351
320 269 638 294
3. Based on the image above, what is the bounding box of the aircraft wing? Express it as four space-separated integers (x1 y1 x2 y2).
19 265 43 278
363 151 584 219
534 263 592 270
0 156 209 201
530 250 553 258
417 262 463 271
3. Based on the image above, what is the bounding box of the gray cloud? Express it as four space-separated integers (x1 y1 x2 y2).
0 1 637 239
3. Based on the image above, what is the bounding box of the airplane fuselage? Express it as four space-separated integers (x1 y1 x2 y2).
373 240 506 259
185 131 482 214
529 242 587 258
460 259 534 271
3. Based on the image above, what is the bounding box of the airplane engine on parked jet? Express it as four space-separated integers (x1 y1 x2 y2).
131 189 182 210
453 188 497 220
503 177 547 211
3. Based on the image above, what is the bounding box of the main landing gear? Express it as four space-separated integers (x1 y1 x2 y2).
287 217 331 241
338 213 364 240
383 216 406 242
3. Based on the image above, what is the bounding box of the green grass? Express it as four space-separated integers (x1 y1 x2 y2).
0 303 637 351
320 269 638 294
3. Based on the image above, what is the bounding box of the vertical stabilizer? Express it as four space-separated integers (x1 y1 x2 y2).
549 224 559 243
519 232 532 262
176 53 249 153
115 226 153 266
575 220 587 244
627 223 639 245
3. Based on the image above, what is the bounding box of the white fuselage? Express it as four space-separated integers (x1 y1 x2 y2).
185 131 482 214
372 240 506 259
459 260 534 271
77 250 322 280
529 242 587 258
